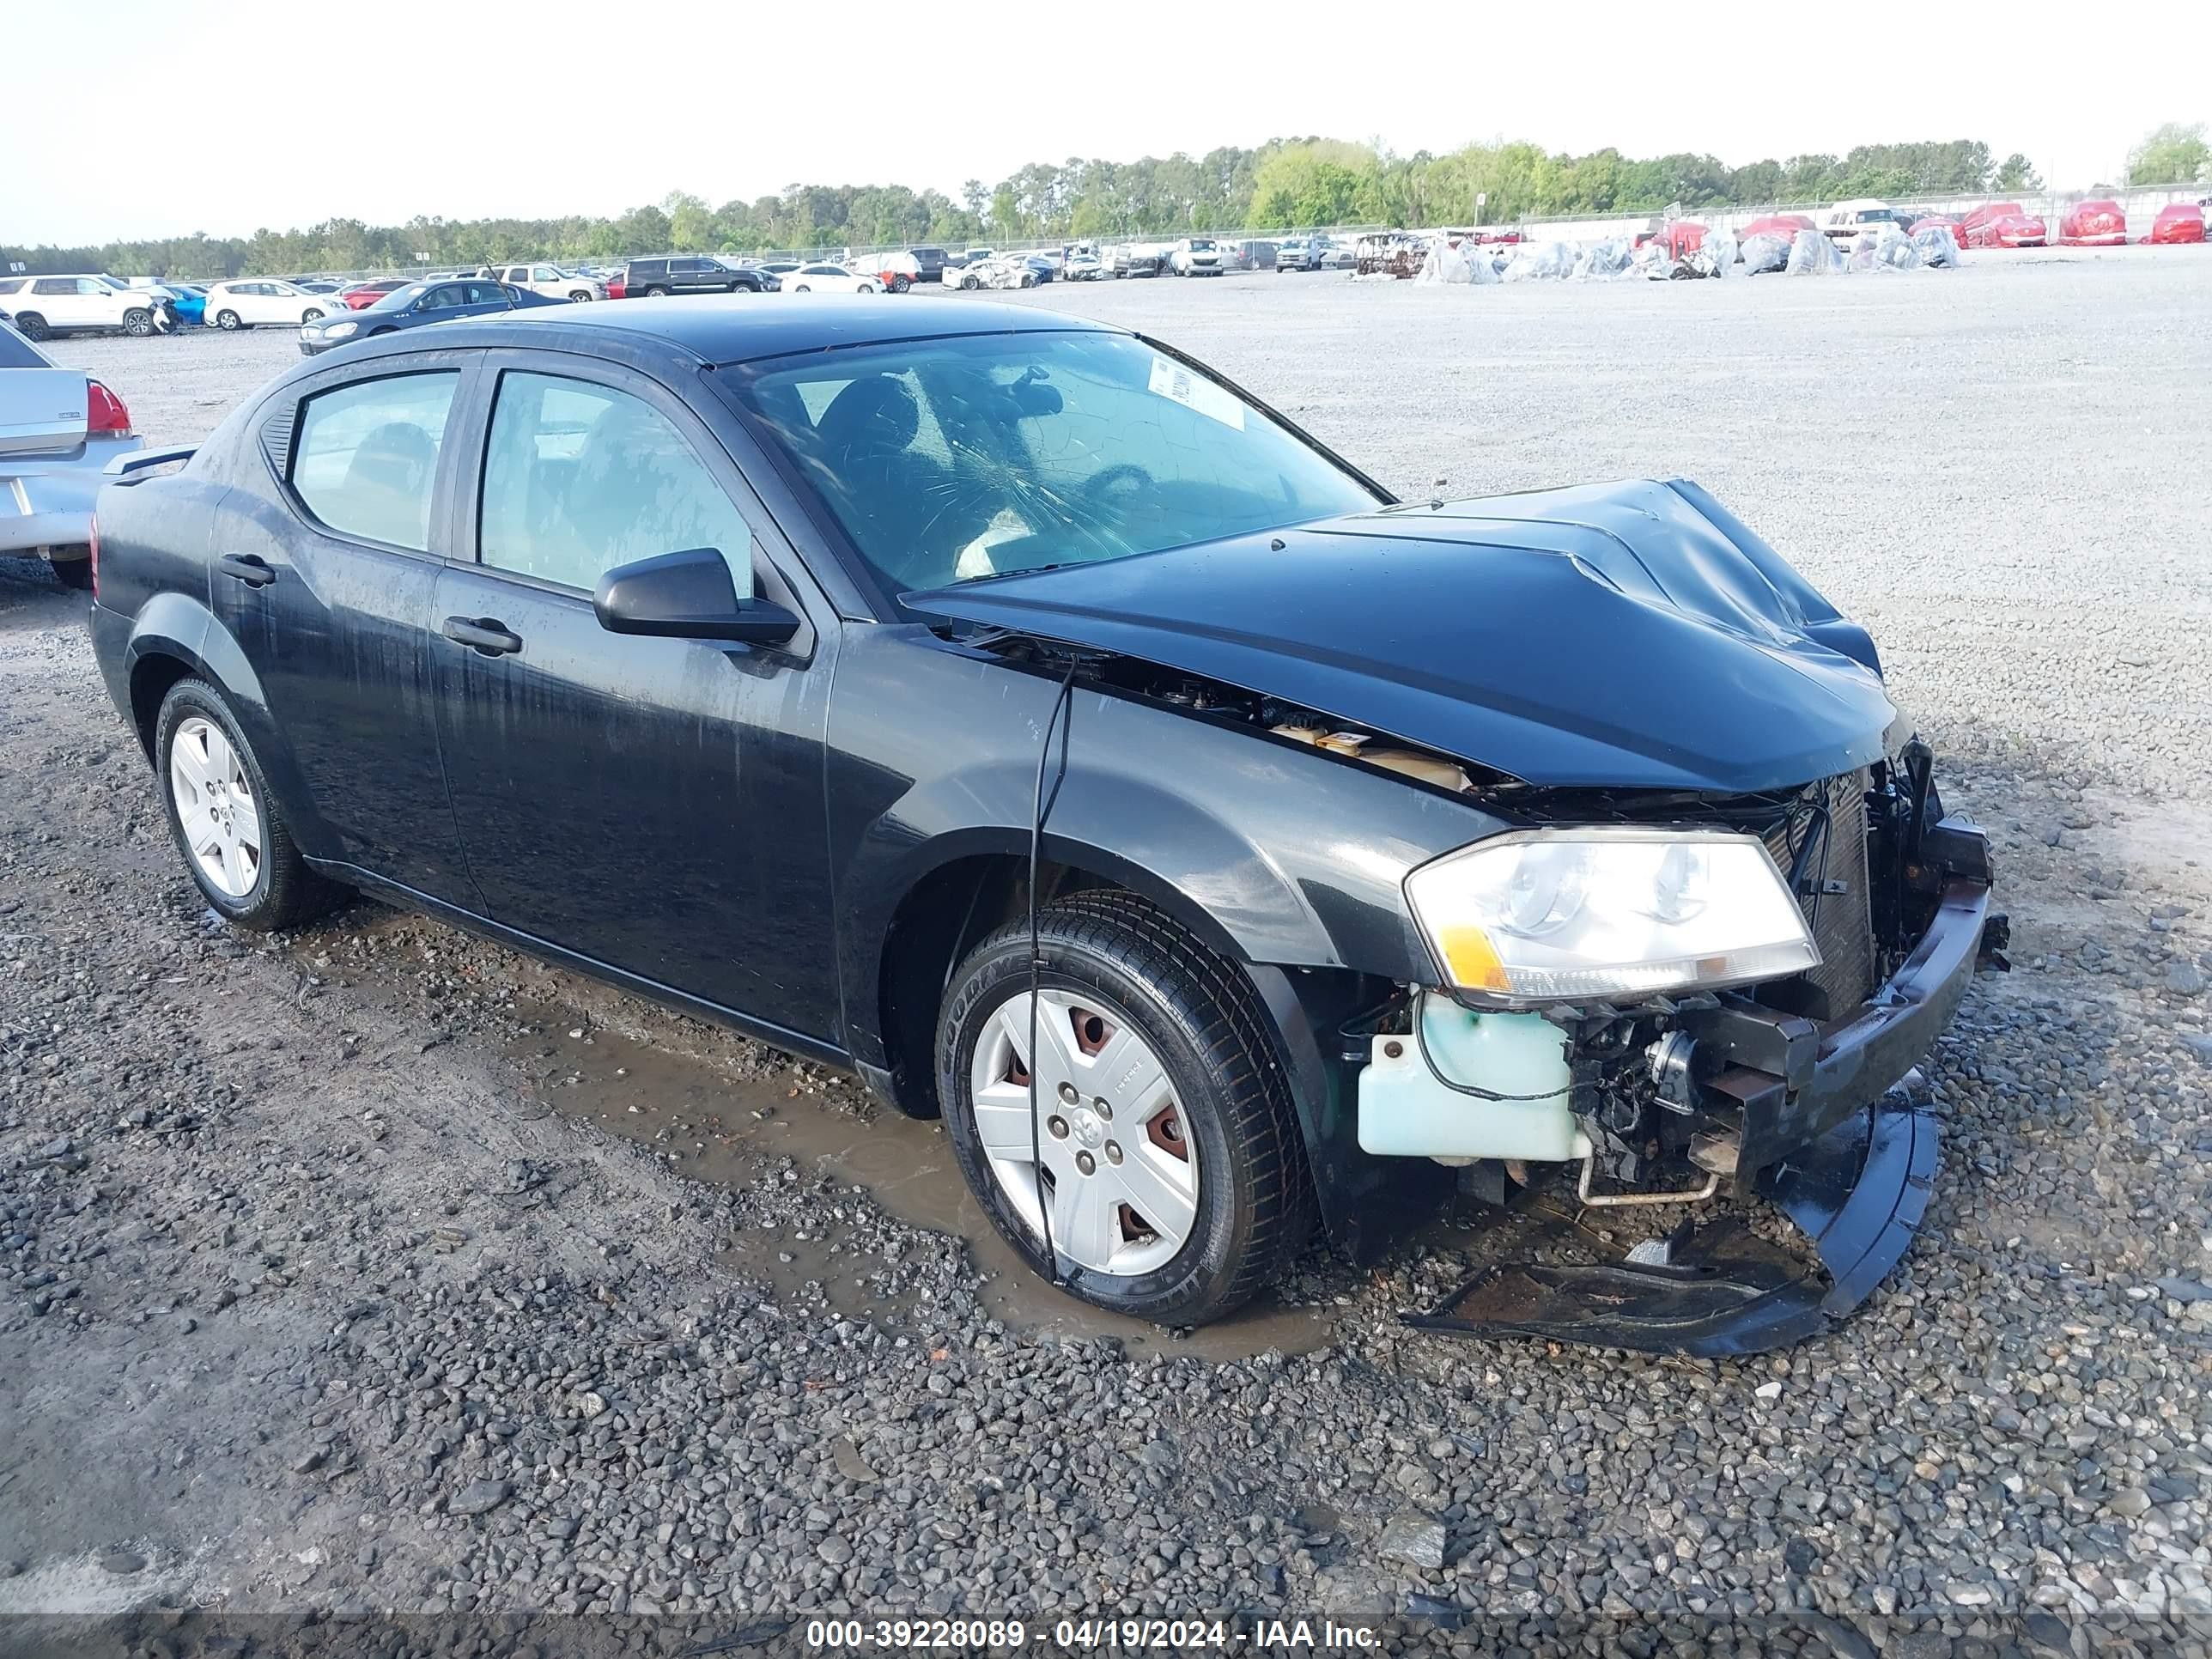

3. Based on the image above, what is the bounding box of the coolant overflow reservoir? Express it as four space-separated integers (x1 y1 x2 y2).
1357 996 1580 1162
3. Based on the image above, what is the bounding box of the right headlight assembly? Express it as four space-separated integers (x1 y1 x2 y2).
1405 827 1820 1005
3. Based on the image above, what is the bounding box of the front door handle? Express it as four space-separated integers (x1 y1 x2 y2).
441 616 523 656
217 553 275 587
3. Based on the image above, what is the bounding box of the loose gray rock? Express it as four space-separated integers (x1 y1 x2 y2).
1376 1510 1446 1571
448 1480 512 1516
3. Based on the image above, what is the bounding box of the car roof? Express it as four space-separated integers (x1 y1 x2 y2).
332 295 1121 368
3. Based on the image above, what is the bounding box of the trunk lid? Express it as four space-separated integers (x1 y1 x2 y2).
0 368 88 459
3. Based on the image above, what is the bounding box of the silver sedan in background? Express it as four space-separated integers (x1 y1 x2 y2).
0 320 143 588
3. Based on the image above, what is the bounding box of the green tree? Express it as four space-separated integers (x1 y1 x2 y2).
2127 122 2210 185
1990 153 2042 191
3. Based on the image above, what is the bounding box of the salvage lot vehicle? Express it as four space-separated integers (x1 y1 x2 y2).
0 273 167 339
1960 201 2048 249
477 264 606 302
620 257 774 298
1167 238 1224 276
1 319 140 587
296 278 562 355
204 277 342 331
2142 202 2206 244
87 296 1996 1352
780 263 881 295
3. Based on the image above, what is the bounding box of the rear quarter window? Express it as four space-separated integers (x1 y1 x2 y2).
289 371 461 553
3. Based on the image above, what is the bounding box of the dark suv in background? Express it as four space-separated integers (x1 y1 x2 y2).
618 258 774 298
906 246 950 283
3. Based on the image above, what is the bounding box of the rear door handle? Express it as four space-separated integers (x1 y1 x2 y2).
441 616 523 656
217 553 275 587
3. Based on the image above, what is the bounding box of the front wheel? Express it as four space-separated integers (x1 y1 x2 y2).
122 307 154 337
792 284 810 293
937 891 1313 1328
568 289 593 302
216 309 242 330
301 308 324 324
155 679 347 931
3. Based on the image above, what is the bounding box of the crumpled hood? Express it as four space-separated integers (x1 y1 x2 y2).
904 478 1899 793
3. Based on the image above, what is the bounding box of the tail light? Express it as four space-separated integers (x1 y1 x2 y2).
88 514 100 601
87 380 134 438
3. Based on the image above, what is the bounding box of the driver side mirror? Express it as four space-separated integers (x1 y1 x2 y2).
594 548 799 646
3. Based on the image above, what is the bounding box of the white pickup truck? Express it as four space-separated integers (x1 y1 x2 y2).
472 264 605 302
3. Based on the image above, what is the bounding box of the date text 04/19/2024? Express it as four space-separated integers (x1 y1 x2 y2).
802 1618 1382 1649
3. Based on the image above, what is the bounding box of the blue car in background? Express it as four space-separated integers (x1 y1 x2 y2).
296 276 561 356
163 283 208 326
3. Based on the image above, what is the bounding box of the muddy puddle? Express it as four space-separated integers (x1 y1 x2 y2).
297 908 1339 1359
500 998 1341 1359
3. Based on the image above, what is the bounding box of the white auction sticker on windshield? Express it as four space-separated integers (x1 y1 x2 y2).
1148 355 1245 429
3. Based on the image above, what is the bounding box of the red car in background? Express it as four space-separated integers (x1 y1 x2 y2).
2142 203 2206 245
339 281 407 310
1909 214 1966 244
1960 202 2048 249
1738 214 1816 241
2058 199 2129 246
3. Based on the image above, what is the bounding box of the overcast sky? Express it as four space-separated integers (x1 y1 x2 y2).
9 2 2203 245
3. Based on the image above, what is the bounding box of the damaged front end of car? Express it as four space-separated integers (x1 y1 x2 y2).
1374 750 2001 1355
904 476 2002 1354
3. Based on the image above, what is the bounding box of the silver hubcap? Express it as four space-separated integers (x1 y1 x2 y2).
169 717 263 899
969 989 1200 1276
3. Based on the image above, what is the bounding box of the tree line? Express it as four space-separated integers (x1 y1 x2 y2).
13 127 2191 283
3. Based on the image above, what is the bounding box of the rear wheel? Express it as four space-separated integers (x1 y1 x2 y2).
14 313 50 340
155 679 346 932
122 308 154 337
644 285 669 298
890 275 911 293
937 891 1314 1327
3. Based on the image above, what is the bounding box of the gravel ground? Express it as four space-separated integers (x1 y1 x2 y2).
3 252 2209 1656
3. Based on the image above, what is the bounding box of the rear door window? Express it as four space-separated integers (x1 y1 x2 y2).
290 371 461 552
477 370 753 596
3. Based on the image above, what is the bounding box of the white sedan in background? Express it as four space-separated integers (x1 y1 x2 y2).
778 263 881 295
201 278 340 331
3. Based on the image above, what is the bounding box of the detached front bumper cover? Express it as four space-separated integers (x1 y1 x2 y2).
1407 865 1991 1357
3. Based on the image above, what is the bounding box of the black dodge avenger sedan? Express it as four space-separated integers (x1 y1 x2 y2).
87 298 1998 1352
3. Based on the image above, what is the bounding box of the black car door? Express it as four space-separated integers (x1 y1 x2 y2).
427 351 842 1045
206 350 483 905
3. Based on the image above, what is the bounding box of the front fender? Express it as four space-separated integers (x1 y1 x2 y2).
829 629 1509 1067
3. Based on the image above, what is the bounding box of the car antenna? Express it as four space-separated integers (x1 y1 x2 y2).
1025 649 1081 1287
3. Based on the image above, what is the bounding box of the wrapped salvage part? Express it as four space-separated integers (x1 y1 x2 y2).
1502 240 1577 281
1739 233 1792 274
1576 237 1634 280
1849 224 1920 273
1911 225 1962 267
1468 245 1502 284
1700 232 1741 277
1413 236 1472 284
1786 228 1844 275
